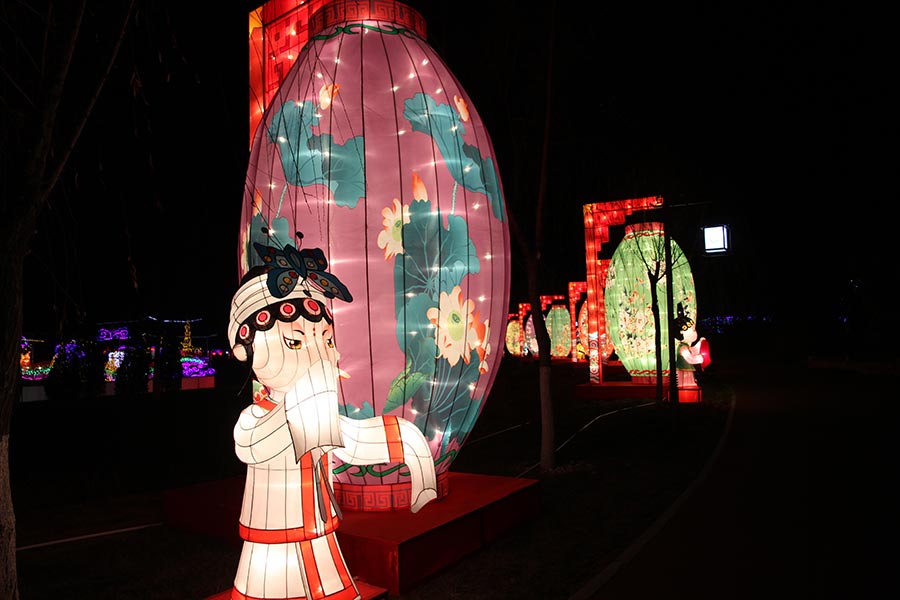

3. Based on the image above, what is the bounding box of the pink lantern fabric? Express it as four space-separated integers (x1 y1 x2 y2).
238 0 510 509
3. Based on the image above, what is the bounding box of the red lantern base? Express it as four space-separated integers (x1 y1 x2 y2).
676 387 703 403
205 580 388 600
334 470 450 511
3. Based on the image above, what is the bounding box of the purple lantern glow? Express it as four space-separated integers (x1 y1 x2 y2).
237 0 510 507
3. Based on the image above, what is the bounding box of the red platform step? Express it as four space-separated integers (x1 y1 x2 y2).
337 472 539 595
205 579 388 600
167 472 540 598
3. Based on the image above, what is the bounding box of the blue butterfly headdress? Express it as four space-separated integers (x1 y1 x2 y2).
253 233 353 303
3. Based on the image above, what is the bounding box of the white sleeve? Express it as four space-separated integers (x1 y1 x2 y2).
333 415 438 513
233 402 293 464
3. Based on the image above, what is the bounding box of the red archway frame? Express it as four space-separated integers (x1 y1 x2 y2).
249 0 427 149
582 196 664 383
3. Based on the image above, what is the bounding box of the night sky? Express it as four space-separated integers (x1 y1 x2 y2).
21 1 895 351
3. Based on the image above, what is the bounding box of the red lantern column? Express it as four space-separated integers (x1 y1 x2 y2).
568 281 587 362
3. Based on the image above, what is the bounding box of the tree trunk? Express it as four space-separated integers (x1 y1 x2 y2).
649 269 664 403
664 224 679 417
527 282 554 472
0 2 135 591
0 435 17 600
0 240 26 600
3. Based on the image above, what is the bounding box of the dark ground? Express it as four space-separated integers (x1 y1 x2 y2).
12 321 860 600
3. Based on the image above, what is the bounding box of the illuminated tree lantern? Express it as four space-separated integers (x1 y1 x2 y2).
505 316 525 357
604 222 697 382
239 0 510 509
545 305 572 358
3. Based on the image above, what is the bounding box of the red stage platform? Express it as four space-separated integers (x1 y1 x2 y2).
576 381 702 403
575 380 659 400
167 472 540 598
205 579 388 600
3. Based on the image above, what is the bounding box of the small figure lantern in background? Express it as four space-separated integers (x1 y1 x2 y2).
227 237 437 600
672 303 711 402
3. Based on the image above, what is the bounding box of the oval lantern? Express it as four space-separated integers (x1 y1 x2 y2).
604 222 697 381
505 318 524 357
238 1 511 509
545 305 571 358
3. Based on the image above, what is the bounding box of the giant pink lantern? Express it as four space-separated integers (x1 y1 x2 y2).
238 0 510 510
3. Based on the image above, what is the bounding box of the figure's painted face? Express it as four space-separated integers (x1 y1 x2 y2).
250 317 340 396
681 325 698 345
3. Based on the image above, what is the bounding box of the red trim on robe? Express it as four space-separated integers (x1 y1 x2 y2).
254 398 278 411
300 454 318 533
299 539 323 598
238 516 339 543
383 416 404 463
326 532 355 591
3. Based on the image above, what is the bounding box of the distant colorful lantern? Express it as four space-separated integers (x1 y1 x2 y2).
238 0 510 509
505 318 525 356
605 222 697 380
545 305 572 358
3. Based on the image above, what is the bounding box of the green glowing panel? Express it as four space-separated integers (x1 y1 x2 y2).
545 306 572 358
604 222 697 378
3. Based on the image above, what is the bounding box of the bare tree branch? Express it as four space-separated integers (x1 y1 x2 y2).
42 0 137 204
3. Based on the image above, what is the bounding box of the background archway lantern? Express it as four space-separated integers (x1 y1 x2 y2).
582 196 664 383
239 0 511 510
568 281 587 361
604 222 697 382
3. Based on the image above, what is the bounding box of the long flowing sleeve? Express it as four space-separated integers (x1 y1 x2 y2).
332 415 437 513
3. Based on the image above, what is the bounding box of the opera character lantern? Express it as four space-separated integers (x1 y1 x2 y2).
239 0 510 509
672 302 710 402
604 222 697 381
545 305 572 358
227 240 437 599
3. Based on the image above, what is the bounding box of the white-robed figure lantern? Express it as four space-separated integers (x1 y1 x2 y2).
239 0 510 509
227 240 437 600
604 222 697 381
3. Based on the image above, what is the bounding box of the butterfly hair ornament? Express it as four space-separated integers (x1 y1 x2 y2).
254 231 352 302
674 302 695 333
228 232 353 357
